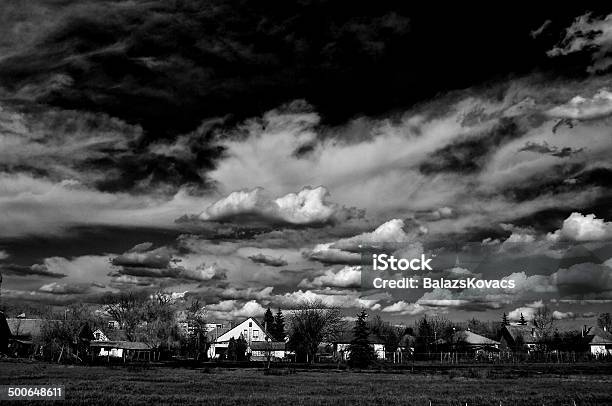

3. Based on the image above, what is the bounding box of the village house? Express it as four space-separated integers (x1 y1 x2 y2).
5 317 46 357
500 324 541 352
582 326 612 356
207 317 281 359
332 331 386 361
453 330 500 351
90 340 159 362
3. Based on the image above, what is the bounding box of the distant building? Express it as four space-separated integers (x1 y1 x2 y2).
90 340 159 361
249 341 286 360
450 330 500 351
500 324 541 352
207 317 272 359
92 328 109 341
332 331 386 360
582 326 612 356
5 318 46 357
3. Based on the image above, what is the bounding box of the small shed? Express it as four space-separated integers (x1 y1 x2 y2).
249 341 286 360
90 340 159 362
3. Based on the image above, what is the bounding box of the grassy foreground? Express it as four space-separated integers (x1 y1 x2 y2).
1 361 611 405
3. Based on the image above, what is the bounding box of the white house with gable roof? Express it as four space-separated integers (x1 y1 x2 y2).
207 317 271 359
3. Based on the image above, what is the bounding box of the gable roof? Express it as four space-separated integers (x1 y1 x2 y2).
583 327 612 345
213 317 270 343
502 324 541 344
455 330 499 346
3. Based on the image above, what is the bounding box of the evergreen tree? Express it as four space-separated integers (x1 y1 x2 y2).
227 337 237 360
272 308 285 341
348 309 376 368
236 334 248 361
262 307 274 333
519 313 526 325
501 312 509 326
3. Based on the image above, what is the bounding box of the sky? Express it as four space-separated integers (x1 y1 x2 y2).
1 1 612 327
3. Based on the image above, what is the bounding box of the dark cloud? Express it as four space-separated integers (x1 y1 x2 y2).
419 118 522 175
0 263 66 278
248 253 288 267
518 141 584 158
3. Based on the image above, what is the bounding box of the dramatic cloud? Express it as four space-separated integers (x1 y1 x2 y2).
110 242 226 283
332 219 424 252
197 186 360 227
546 89 612 120
548 13 612 73
38 282 92 295
303 243 362 265
298 266 361 289
518 141 583 158
207 300 266 321
248 253 288 267
0 263 66 278
547 212 612 242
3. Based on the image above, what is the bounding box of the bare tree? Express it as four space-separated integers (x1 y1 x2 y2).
288 299 345 363
185 299 208 360
102 291 148 341
533 305 555 343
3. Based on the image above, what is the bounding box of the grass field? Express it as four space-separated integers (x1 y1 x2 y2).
1 361 611 405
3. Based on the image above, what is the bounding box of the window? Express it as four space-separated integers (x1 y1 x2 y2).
253 329 259 338
249 322 252 327
244 329 248 337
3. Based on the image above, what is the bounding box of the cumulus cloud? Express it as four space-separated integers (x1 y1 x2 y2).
248 253 288 267
508 300 544 321
332 218 425 252
548 13 612 73
38 282 93 295
547 212 612 242
274 288 384 310
298 266 361 289
207 300 266 320
552 310 576 320
546 89 612 120
303 243 362 265
198 186 358 226
381 301 427 316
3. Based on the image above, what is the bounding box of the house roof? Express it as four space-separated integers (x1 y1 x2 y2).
90 340 153 350
454 330 499 346
584 327 612 345
334 331 386 344
211 317 270 343
502 324 540 343
249 341 286 351
6 318 47 338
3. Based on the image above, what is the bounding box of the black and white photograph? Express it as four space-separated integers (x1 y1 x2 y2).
0 2 611 405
